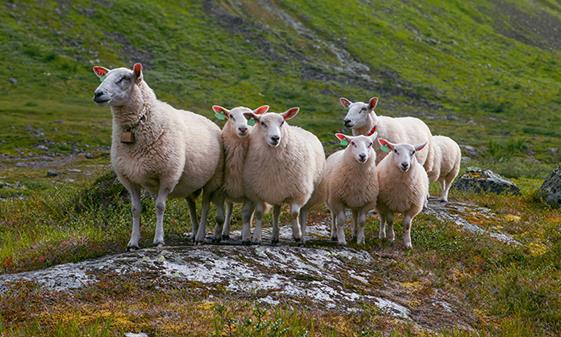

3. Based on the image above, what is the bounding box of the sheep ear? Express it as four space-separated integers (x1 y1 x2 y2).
212 105 230 119
92 66 109 79
282 107 300 120
244 112 260 122
335 133 350 146
133 63 143 82
415 142 427 152
253 105 269 115
335 133 348 141
339 97 352 108
378 138 394 151
368 97 379 110
367 126 377 136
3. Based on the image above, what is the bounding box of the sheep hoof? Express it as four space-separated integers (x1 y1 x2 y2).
153 242 165 248
271 239 279 245
252 240 262 245
221 234 230 241
293 237 301 242
211 237 221 244
330 236 337 241
126 245 140 252
241 240 251 246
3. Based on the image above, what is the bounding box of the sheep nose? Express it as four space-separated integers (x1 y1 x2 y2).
238 126 248 134
401 162 409 170
344 119 352 127
359 154 366 162
271 135 280 143
94 90 104 98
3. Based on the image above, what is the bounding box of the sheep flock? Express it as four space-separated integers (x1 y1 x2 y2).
92 63 462 250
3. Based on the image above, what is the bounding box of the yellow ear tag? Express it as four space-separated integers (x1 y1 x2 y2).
248 118 256 126
339 139 348 147
215 112 225 121
380 145 390 153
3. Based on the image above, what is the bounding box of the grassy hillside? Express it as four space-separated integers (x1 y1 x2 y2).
1 0 560 174
1 1 561 336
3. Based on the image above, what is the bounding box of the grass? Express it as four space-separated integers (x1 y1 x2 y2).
1 0 561 335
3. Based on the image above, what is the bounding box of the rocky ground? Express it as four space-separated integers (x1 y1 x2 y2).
0 198 523 335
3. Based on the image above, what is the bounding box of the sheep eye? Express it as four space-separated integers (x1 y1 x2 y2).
261 122 267 127
411 150 415 155
351 142 356 147
369 142 373 147
360 108 367 112
280 120 285 126
394 149 398 154
230 116 236 121
116 76 128 84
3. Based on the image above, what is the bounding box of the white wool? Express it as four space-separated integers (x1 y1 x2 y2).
426 135 462 202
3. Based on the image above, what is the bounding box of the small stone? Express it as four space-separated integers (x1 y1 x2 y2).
47 170 58 177
8 78 17 85
36 145 48 151
538 166 561 208
124 333 148 337
460 145 479 157
85 152 95 159
453 167 520 195
67 169 81 173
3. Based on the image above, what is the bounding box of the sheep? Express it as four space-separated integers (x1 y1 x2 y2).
92 63 225 249
376 138 429 249
212 104 269 241
242 107 326 244
325 132 379 245
340 97 434 173
426 135 462 202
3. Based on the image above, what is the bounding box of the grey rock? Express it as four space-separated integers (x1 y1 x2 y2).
453 167 521 195
46 170 58 177
85 152 95 159
8 77 17 85
538 166 561 208
459 145 479 157
125 333 148 337
36 144 49 151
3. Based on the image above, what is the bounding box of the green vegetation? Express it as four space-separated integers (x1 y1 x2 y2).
1 0 560 336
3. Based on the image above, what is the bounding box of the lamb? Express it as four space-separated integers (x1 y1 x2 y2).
243 107 326 244
92 63 225 249
340 97 434 173
376 138 429 249
325 132 379 245
212 104 269 241
426 135 462 202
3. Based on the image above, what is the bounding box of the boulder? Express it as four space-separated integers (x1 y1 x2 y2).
538 166 561 208
453 167 520 195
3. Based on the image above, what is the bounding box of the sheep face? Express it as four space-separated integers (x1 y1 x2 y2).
379 138 427 173
249 107 300 147
336 133 378 164
340 97 379 129
92 64 143 106
214 105 269 137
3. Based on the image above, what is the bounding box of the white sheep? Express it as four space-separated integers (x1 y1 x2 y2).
325 132 379 245
92 63 225 249
426 135 462 202
376 138 429 249
212 104 269 241
340 97 434 173
243 107 326 244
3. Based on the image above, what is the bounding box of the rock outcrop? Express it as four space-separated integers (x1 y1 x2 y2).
453 167 520 195
538 166 561 208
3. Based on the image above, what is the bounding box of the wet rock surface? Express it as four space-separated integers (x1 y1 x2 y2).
538 166 561 208
453 167 521 195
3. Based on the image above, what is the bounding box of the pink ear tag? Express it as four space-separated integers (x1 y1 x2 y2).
380 144 390 153
248 118 256 126
339 139 348 147
215 111 225 121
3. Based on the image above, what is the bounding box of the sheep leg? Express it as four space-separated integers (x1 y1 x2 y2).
351 210 358 240
241 200 255 244
154 187 171 247
271 205 282 244
252 202 265 244
299 207 308 244
126 183 142 251
290 203 303 242
330 210 337 241
195 190 212 244
336 209 347 246
222 201 234 240
403 214 414 249
212 192 225 243
186 197 198 242
356 210 367 245
439 179 447 202
386 213 395 242
378 213 386 239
